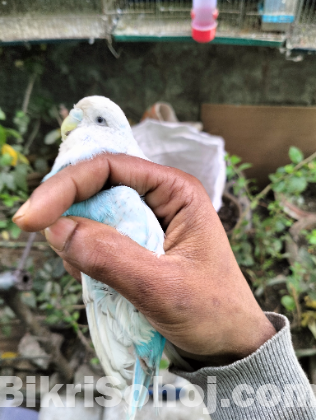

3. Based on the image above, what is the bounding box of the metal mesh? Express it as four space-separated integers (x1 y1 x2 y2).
217 0 260 36
0 0 102 15
110 0 261 37
0 0 108 42
288 0 316 49
107 0 191 37
110 0 284 40
0 0 311 45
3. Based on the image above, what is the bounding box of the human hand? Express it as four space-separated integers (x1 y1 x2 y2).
13 154 275 365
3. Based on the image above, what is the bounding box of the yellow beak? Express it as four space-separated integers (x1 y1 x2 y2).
61 108 83 140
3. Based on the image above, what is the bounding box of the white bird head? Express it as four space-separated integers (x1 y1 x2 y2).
45 96 147 180
61 96 131 141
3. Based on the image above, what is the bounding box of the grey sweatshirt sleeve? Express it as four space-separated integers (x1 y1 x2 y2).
170 312 316 419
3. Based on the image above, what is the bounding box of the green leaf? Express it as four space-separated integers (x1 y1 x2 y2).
276 167 286 174
281 295 296 311
274 219 286 232
2 325 11 337
72 311 80 321
287 176 307 194
1 173 15 191
226 166 234 179
236 177 248 188
308 230 316 245
5 128 23 143
230 155 241 165
272 180 286 193
14 111 30 135
284 164 294 174
0 125 6 145
45 314 61 325
51 258 66 278
52 282 61 296
0 153 13 166
238 163 252 171
269 174 277 183
12 163 29 192
0 220 8 228
9 223 21 239
289 146 304 164
1 195 19 207
0 108 6 120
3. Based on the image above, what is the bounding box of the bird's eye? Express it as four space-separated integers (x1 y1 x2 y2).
96 116 106 124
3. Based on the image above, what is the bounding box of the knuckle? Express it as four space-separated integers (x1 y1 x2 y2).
66 224 110 279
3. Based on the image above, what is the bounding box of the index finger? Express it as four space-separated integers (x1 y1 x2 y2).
13 153 207 232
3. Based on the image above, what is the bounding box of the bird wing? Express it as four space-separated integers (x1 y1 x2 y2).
82 274 135 389
64 186 165 389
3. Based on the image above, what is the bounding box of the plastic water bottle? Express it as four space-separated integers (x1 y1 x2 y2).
191 0 218 43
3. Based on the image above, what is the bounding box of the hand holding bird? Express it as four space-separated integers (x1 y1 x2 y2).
14 156 276 360
13 98 276 417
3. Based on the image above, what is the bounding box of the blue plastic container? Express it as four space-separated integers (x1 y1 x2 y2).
261 0 298 31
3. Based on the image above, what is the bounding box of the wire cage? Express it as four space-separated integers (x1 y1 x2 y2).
0 0 110 43
108 0 286 43
288 0 316 50
0 0 314 48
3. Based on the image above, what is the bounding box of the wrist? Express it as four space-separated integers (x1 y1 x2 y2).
176 311 277 368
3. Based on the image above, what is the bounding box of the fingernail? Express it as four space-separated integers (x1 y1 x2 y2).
12 200 30 223
44 217 77 252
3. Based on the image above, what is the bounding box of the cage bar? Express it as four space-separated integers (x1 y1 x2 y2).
0 0 313 48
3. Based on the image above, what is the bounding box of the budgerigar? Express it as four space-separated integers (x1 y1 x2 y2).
44 96 166 419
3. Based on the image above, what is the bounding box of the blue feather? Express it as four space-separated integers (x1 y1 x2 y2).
129 332 166 418
63 187 166 418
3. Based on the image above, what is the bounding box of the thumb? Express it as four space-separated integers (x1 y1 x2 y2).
44 216 182 320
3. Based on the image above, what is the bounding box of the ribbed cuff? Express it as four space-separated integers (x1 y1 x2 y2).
171 312 316 420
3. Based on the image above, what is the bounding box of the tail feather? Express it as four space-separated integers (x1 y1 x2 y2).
127 358 151 420
127 334 166 420
153 363 160 416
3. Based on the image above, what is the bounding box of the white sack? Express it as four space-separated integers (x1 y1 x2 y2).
132 119 226 212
